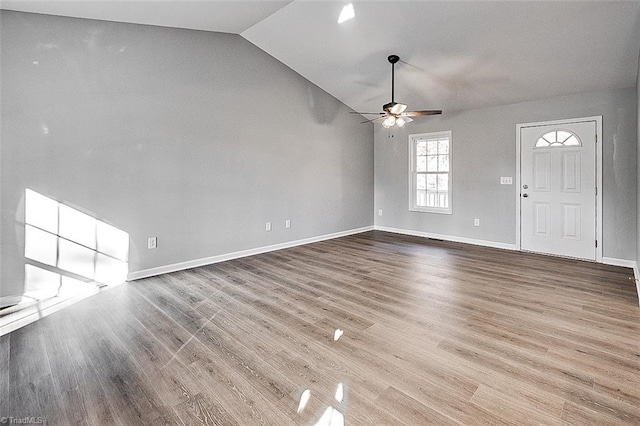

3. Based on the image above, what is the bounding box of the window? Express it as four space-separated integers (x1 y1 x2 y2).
535 130 581 147
409 131 452 214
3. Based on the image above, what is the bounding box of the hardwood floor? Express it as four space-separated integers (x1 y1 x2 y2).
2 230 639 425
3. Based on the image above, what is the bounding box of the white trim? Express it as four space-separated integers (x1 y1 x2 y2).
375 225 518 251
408 131 453 215
601 257 637 269
634 265 640 308
127 226 374 281
515 116 603 262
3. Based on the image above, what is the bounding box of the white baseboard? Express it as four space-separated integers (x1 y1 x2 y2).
635 265 640 308
601 257 638 269
127 226 374 281
374 225 518 251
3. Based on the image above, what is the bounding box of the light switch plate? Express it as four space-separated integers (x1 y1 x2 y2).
500 177 513 185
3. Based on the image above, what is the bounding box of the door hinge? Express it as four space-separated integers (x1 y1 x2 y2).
595 134 597 143
595 240 598 248
595 187 598 196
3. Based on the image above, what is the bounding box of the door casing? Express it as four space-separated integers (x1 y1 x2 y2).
515 116 603 262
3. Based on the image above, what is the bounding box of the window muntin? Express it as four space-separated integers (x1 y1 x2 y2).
409 131 452 214
535 130 581 147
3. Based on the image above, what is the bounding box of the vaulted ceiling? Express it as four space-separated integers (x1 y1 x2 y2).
3 0 640 114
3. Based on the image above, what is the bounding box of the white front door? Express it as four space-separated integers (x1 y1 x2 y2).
520 119 597 260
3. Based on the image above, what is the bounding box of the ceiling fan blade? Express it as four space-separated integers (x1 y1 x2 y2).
402 110 443 117
350 111 385 115
360 115 388 124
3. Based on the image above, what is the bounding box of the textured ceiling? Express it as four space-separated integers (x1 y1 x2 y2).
2 0 640 114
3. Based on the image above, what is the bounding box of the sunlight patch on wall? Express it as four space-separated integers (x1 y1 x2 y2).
23 188 130 297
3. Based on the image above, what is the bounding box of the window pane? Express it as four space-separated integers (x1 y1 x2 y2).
25 225 58 267
416 190 427 207
416 174 426 190
438 138 449 154
438 174 449 191
440 194 449 208
557 131 572 142
416 141 427 156
416 156 427 172
564 136 580 146
438 155 449 172
426 174 437 191
546 132 558 143
58 238 95 279
426 192 438 207
427 155 438 172
426 139 438 155
25 189 59 234
59 205 97 249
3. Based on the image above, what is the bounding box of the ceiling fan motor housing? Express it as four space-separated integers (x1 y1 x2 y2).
383 102 397 112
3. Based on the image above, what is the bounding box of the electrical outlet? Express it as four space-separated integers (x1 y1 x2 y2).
147 237 157 249
474 219 480 227
285 219 291 229
265 222 272 232
378 209 383 216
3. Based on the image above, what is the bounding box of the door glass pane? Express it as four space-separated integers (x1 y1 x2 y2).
564 136 580 146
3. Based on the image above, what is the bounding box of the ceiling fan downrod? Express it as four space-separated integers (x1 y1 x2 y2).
388 54 399 104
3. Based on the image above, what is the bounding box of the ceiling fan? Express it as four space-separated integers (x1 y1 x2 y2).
352 54 442 128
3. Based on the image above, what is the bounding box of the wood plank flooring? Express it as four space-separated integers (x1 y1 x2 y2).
2 230 639 425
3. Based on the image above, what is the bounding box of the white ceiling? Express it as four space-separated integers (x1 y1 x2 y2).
2 0 640 115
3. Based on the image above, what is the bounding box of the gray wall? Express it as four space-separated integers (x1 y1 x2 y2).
637 49 640 272
0 11 374 302
375 88 637 261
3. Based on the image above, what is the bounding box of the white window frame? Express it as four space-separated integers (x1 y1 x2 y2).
408 131 452 214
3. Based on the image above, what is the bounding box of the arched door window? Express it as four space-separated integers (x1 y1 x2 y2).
535 130 581 147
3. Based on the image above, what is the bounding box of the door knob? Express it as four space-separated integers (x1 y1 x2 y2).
522 193 529 198
523 184 529 189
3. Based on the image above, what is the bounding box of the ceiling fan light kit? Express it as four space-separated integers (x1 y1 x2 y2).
353 54 442 128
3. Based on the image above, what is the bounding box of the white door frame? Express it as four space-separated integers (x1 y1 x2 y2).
515 116 603 262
